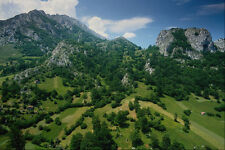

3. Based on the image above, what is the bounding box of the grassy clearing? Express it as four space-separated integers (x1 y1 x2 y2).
160 95 225 138
0 74 14 86
38 76 73 95
0 44 22 63
25 142 47 150
61 117 93 147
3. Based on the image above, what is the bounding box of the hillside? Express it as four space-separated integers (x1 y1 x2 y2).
0 10 224 150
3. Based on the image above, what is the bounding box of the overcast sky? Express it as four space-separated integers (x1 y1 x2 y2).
0 0 224 48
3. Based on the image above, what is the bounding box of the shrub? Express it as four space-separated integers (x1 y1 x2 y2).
81 123 87 129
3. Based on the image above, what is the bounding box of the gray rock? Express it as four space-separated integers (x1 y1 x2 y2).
214 38 225 52
121 73 130 86
185 28 215 52
46 42 73 67
144 59 155 75
156 28 217 59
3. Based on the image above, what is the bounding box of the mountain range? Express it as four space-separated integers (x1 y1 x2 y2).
0 10 224 150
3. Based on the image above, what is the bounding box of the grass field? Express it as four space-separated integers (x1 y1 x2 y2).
1 81 224 149
38 76 73 95
0 44 22 64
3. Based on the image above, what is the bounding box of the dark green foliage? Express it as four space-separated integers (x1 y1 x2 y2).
81 123 87 129
182 116 190 132
80 117 117 150
1 80 20 101
183 110 192 116
106 111 129 127
55 117 61 126
131 130 143 147
45 116 53 124
161 135 171 150
174 113 178 122
32 135 47 145
70 133 83 150
0 125 8 135
215 103 225 112
129 101 134 111
168 29 193 55
9 126 25 150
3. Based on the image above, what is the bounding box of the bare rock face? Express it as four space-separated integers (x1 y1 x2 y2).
156 28 216 59
156 29 174 56
214 38 225 52
121 73 130 86
185 28 215 52
145 59 155 75
46 42 74 67
14 67 40 81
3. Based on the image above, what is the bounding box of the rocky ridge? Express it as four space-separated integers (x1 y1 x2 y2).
156 28 218 59
214 38 225 52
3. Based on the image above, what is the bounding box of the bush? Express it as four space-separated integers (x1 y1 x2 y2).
81 123 87 129
183 110 191 116
55 117 62 126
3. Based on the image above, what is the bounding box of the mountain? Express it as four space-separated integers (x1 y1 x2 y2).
156 28 217 59
0 10 225 150
0 10 103 56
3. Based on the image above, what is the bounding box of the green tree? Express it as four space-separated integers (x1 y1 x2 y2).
70 133 83 150
55 117 61 125
161 135 171 150
129 101 134 111
131 130 143 147
9 126 25 150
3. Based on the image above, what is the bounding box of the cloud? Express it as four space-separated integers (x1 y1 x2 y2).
0 0 79 20
173 0 191 5
166 26 178 30
82 16 153 38
109 17 153 33
197 3 225 15
123 32 136 39
83 16 111 38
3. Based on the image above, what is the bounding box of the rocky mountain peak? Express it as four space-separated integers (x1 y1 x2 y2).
156 27 217 59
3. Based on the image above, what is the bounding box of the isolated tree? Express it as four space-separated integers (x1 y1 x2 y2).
174 113 178 122
129 101 134 111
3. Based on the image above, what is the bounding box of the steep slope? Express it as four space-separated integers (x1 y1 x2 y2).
0 10 102 56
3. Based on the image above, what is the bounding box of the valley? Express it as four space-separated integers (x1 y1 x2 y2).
0 9 224 150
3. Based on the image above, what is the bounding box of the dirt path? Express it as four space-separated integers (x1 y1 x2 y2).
139 101 224 149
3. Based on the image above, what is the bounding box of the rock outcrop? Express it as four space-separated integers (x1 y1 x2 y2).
156 28 217 59
214 38 225 52
121 73 130 86
145 59 155 75
185 28 215 52
46 42 74 67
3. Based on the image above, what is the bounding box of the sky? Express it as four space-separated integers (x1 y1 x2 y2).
0 0 224 48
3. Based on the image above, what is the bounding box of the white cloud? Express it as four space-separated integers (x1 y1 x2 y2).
82 16 153 38
166 26 178 30
109 17 153 33
0 0 79 20
123 32 136 39
197 3 225 16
